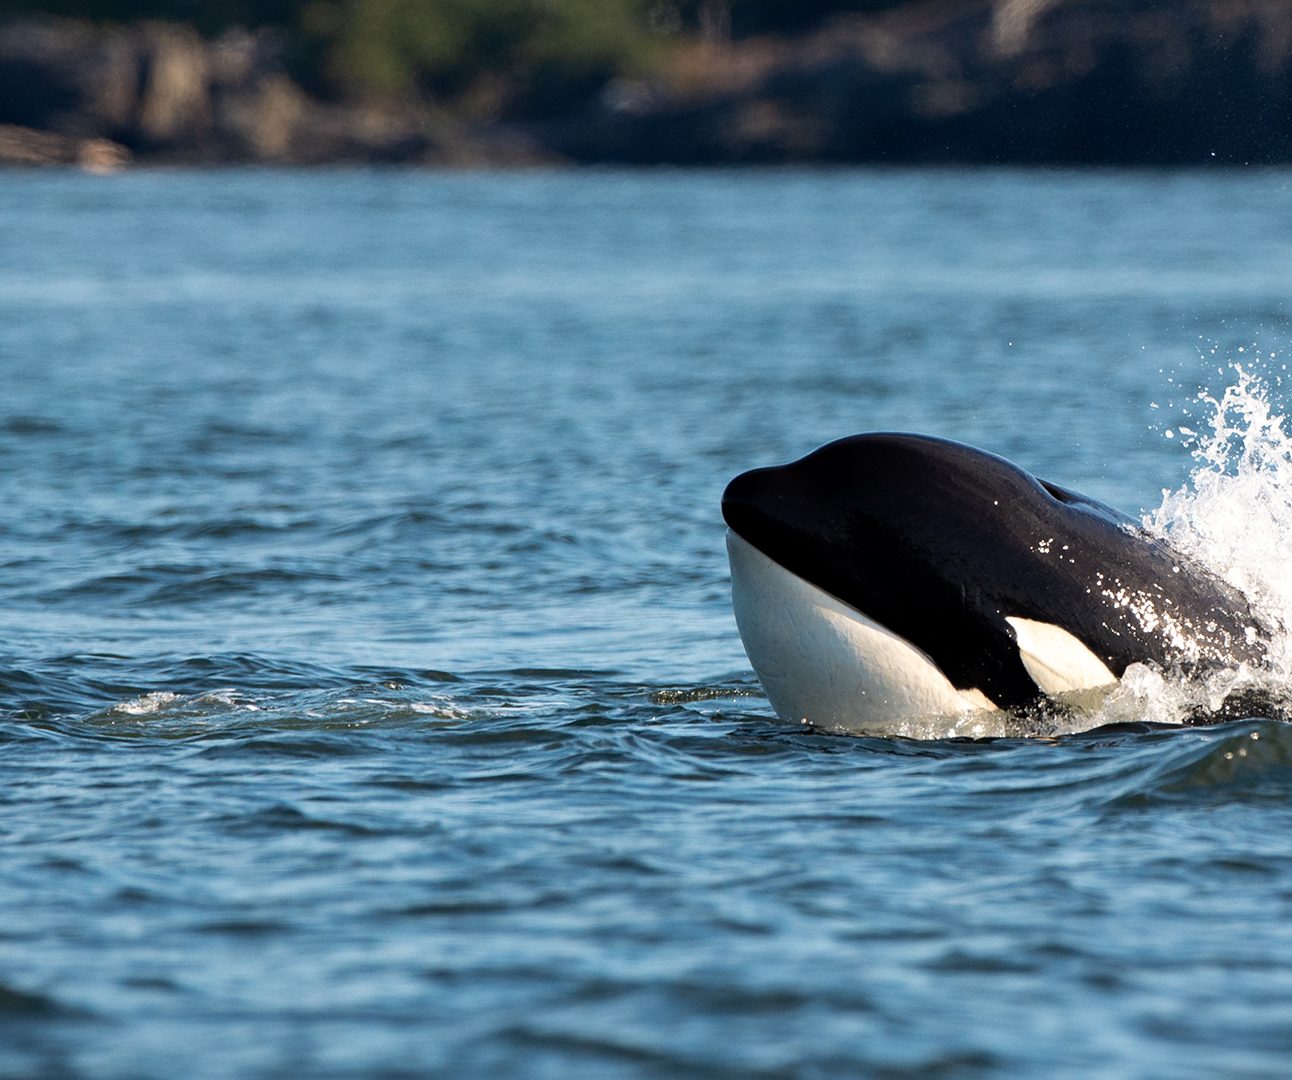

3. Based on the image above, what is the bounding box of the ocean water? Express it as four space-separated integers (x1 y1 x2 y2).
4 168 1292 1077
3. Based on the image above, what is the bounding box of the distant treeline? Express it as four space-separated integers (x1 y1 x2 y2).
5 1 906 108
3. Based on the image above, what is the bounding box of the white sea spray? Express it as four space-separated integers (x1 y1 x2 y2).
1089 359 1292 729
1146 362 1292 619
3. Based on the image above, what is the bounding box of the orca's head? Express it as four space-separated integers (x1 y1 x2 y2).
722 433 1121 639
720 432 1274 730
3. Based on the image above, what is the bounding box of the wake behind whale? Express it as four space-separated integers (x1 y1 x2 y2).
723 370 1292 737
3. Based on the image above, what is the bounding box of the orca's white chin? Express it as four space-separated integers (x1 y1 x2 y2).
726 530 996 732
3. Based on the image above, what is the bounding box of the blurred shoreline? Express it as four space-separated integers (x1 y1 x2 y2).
5 1 1292 170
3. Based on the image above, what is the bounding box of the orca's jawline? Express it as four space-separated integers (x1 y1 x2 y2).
726 530 996 728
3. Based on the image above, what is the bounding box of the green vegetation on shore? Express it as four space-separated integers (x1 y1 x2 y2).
296 0 652 115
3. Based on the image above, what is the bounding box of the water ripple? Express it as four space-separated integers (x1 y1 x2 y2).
7 170 1292 1079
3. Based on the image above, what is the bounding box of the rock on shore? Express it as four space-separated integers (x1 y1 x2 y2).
0 123 128 171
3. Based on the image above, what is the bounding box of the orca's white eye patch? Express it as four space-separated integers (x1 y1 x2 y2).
1005 616 1116 694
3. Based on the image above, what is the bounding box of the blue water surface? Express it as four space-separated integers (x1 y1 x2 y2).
3 168 1292 1078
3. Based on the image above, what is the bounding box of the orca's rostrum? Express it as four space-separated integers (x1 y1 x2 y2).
722 433 1266 730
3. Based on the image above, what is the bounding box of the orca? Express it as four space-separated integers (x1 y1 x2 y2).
722 433 1267 731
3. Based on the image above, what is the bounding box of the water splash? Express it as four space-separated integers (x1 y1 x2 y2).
1094 358 1292 729
1147 361 1292 611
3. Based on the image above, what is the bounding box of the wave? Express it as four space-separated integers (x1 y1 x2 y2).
0 981 92 1018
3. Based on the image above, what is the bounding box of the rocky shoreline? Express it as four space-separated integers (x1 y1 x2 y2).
0 19 548 168
5 0 1292 169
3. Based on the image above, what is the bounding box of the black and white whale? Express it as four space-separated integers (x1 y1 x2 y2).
722 433 1267 730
